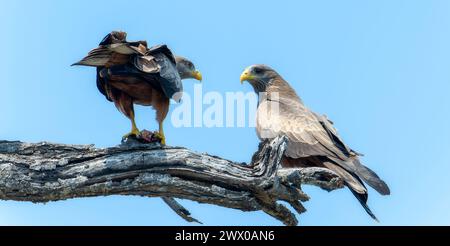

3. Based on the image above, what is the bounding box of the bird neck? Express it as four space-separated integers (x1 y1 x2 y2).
262 78 303 104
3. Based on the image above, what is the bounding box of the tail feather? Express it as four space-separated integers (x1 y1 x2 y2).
322 161 367 194
328 156 391 196
352 159 391 195
348 187 379 222
282 156 386 221
324 160 380 221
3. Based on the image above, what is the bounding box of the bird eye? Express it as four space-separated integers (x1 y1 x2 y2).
186 62 194 70
253 67 262 74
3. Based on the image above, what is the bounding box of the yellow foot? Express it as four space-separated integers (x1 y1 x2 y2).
154 132 166 145
122 129 141 141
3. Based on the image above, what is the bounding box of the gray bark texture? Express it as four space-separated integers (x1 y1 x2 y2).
0 136 344 226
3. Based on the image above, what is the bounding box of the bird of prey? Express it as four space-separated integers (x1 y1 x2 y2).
73 31 202 144
240 65 390 220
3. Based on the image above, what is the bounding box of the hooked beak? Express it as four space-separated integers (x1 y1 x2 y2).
240 69 255 84
192 70 203 81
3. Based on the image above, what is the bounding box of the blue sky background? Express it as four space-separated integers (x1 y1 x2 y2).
1 0 450 225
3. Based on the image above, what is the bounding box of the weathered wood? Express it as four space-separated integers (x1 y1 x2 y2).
0 136 344 226
161 197 202 224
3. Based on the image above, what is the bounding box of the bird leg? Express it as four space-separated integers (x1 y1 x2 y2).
153 121 166 145
153 98 169 145
122 112 141 141
111 91 141 141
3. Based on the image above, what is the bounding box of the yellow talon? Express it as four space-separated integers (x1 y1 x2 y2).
154 131 166 145
122 128 140 140
122 119 140 140
158 121 166 145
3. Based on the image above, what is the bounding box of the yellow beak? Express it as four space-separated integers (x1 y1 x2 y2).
192 70 203 81
240 69 255 84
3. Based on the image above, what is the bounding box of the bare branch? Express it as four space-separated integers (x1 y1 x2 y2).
161 197 202 224
0 137 344 225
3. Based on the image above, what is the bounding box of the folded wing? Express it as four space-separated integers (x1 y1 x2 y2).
72 31 183 101
257 89 390 221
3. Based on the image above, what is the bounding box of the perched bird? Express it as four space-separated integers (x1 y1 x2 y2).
73 31 202 144
240 65 390 221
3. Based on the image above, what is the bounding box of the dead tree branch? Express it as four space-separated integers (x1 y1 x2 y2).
0 136 344 226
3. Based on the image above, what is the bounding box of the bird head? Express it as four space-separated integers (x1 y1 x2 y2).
175 56 202 81
240 64 278 92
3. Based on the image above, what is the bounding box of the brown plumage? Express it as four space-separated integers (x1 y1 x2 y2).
73 31 202 144
241 64 390 221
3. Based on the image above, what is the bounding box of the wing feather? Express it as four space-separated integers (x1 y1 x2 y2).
257 80 390 196
74 31 183 102
258 97 348 160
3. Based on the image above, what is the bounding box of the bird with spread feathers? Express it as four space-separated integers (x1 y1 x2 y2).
240 65 390 221
73 31 202 144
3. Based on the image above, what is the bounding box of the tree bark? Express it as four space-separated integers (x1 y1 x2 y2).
0 136 344 226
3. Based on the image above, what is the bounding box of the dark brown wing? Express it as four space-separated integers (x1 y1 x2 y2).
99 50 183 102
147 44 177 64
74 32 182 102
72 31 147 67
74 31 149 100
72 42 147 67
96 67 111 101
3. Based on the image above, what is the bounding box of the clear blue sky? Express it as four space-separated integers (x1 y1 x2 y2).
1 0 450 225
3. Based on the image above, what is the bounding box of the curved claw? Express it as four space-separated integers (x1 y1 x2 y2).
154 132 166 145
122 129 141 142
